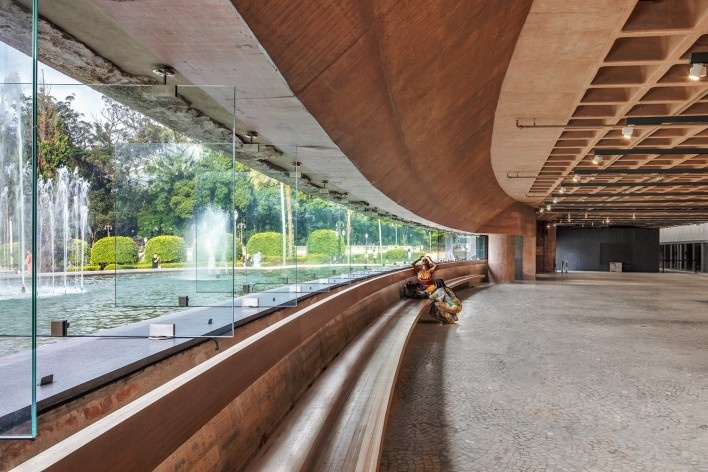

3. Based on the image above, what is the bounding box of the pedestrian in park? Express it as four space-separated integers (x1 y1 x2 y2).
151 253 161 269
25 251 32 274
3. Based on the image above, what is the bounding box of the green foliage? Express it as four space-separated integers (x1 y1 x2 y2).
226 233 243 262
105 263 137 270
144 235 187 263
246 232 283 257
305 253 332 264
0 243 20 266
90 236 138 269
307 229 343 256
384 248 408 262
68 239 91 267
73 264 101 272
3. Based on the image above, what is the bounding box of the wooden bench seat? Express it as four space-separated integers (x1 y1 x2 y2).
246 274 483 471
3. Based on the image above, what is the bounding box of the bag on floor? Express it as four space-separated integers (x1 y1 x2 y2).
403 281 429 299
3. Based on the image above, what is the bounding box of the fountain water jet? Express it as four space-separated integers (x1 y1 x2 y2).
0 72 91 298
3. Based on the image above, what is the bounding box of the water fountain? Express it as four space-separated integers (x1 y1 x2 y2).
0 72 90 298
195 206 228 276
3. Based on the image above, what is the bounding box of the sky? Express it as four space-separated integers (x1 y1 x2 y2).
1 42 106 121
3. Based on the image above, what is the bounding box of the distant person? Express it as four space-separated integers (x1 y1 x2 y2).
25 251 32 274
151 253 160 269
253 251 262 268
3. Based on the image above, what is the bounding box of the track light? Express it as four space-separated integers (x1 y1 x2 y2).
689 63 707 81
546 203 552 211
559 186 566 194
572 174 581 182
553 197 558 204
621 125 634 139
689 52 708 81
592 154 603 165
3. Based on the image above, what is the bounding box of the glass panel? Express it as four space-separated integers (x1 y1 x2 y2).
238 168 299 307
0 6 36 437
111 100 238 337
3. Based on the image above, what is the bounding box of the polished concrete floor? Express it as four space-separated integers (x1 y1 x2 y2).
381 272 708 472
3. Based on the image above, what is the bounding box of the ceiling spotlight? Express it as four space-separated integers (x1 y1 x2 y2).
559 186 566 194
632 213 636 220
592 154 603 165
621 125 634 139
244 131 259 144
152 65 176 78
553 197 558 204
546 203 552 211
689 63 707 81
572 174 581 182
539 208 545 214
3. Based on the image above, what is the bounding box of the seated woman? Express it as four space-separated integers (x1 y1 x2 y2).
411 255 437 290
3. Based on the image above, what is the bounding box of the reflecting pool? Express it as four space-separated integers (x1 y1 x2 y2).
0 265 371 357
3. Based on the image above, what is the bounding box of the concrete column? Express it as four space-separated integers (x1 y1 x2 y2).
522 233 536 280
488 234 516 283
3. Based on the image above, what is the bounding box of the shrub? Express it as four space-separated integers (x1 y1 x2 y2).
246 232 283 257
144 235 188 264
385 248 408 263
307 229 344 257
105 263 138 271
90 236 138 270
305 253 332 264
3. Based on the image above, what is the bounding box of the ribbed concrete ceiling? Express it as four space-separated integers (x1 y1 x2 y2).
493 0 708 229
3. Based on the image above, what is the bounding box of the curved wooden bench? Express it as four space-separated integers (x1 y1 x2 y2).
11 265 486 472
246 275 484 471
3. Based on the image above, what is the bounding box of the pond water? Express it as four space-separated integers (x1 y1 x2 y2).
0 265 375 358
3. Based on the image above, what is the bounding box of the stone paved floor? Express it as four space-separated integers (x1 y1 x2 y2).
380 272 708 472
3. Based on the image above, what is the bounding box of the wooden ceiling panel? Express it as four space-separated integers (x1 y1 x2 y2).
623 0 708 32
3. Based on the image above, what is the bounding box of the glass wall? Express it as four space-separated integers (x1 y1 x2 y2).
0 12 487 438
0 1 36 438
660 242 704 273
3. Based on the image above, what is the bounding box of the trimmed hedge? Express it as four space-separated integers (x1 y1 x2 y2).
305 253 332 264
384 248 408 262
307 229 344 257
90 236 138 270
144 235 188 263
246 232 283 257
